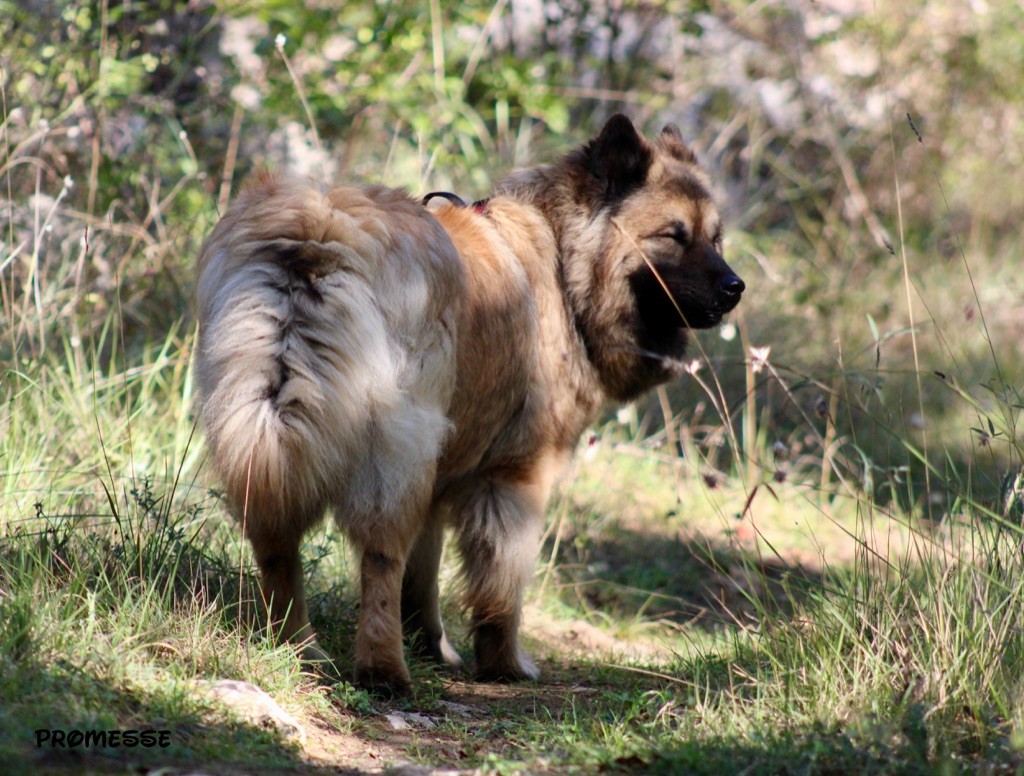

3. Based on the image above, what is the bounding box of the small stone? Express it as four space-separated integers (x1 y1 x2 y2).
383 711 437 730
386 766 465 776
436 700 474 718
384 713 410 731
197 679 305 745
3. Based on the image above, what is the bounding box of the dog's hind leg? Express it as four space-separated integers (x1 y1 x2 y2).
249 526 330 665
401 517 463 668
453 477 549 682
353 546 409 692
348 493 433 694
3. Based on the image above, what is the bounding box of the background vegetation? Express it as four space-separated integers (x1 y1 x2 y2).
2 0 1023 773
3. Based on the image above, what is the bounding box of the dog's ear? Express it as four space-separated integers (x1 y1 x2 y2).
585 114 652 199
658 124 697 164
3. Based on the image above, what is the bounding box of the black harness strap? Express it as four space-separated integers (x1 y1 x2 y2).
422 191 492 214
422 191 468 208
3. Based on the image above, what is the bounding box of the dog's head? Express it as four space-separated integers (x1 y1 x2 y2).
557 114 744 400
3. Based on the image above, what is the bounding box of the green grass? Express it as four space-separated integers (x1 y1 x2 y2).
5 392 1023 773
4 1 1024 773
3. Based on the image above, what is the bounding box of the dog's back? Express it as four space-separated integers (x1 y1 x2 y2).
195 174 463 536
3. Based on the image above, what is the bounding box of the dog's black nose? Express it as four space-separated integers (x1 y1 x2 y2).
718 273 745 300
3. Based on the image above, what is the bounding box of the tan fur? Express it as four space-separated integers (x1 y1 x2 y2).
195 116 743 690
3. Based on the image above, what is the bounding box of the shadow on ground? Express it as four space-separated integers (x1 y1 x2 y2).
546 519 824 630
1 657 354 776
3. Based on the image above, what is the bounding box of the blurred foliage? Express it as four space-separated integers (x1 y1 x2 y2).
5 1 1024 241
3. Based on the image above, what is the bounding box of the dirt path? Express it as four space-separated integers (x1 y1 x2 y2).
293 614 657 774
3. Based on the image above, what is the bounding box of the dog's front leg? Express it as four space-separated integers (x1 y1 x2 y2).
453 477 549 682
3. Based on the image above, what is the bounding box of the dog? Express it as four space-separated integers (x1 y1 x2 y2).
195 114 744 691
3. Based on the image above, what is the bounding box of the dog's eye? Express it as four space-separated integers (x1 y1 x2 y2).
651 228 690 247
710 224 724 250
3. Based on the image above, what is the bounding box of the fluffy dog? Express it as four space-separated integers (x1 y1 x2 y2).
195 114 744 691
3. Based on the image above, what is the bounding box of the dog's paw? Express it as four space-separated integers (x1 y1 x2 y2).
353 662 413 697
474 647 539 683
437 635 465 671
411 630 464 671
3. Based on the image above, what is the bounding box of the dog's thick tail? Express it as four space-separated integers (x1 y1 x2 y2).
194 176 460 535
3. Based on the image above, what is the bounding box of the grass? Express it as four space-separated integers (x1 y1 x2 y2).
3 356 1022 773
4 1 1024 773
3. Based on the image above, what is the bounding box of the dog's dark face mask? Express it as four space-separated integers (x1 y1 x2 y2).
563 114 745 399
